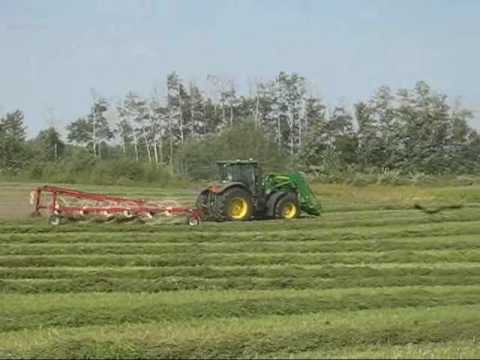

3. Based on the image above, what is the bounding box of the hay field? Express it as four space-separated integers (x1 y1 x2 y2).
1 182 480 358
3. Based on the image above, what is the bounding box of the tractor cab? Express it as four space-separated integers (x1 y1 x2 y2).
216 160 261 194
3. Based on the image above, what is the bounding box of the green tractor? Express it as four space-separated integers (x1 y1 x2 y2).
196 160 321 221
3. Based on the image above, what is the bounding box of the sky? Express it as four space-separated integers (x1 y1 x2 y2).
1 0 480 136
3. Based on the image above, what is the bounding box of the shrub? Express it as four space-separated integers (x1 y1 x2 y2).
175 120 288 180
19 154 179 187
376 168 404 185
453 176 476 187
407 172 434 185
348 173 377 186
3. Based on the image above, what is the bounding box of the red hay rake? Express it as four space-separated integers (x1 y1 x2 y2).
31 186 201 226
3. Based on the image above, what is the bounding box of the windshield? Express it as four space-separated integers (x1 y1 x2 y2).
219 164 255 186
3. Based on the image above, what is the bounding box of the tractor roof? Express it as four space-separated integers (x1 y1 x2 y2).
216 160 258 166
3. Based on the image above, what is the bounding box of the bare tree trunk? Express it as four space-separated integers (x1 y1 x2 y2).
178 84 184 144
288 112 295 155
133 132 139 161
203 102 208 134
142 127 152 163
290 132 294 155
276 117 281 146
229 104 234 126
298 116 303 151
159 137 163 164
221 102 226 126
254 95 260 128
168 116 174 165
92 113 97 157
190 92 196 137
153 141 159 165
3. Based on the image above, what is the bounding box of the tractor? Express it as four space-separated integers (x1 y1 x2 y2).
196 160 321 221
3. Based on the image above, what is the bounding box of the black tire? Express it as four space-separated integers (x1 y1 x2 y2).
195 190 210 219
195 190 208 208
275 193 300 219
219 187 253 221
186 215 201 226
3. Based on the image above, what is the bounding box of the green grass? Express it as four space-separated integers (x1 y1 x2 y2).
266 339 480 359
0 248 478 268
2 233 480 254
1 286 479 332
3 263 480 280
2 304 480 359
3 273 480 293
2 181 480 358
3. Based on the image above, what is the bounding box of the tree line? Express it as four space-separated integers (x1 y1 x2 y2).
0 71 478 184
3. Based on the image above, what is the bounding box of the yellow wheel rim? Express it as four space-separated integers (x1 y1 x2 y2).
282 202 297 219
229 198 248 219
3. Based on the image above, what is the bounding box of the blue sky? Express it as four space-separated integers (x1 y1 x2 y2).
1 0 480 136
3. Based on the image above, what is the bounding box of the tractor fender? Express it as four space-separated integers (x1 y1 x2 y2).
265 191 289 218
208 182 251 195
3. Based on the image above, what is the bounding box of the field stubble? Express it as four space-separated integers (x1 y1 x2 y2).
1 182 480 358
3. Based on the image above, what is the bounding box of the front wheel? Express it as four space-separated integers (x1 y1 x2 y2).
275 193 300 219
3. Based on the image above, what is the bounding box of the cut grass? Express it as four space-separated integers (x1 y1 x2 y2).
263 339 480 359
2 203 480 231
1 304 480 359
0 249 477 268
1 285 480 332
2 263 480 280
3 181 480 358
3 216 480 244
3 273 480 293
1 234 480 255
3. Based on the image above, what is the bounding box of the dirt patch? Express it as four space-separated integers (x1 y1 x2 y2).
0 183 36 221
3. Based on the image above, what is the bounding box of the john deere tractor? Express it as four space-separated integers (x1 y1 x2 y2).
196 160 321 221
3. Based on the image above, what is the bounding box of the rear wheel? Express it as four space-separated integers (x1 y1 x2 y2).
220 187 253 221
275 193 300 219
